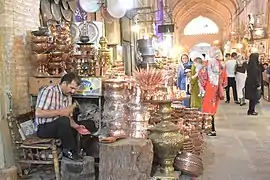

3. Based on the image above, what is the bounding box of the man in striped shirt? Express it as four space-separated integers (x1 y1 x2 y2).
35 72 84 161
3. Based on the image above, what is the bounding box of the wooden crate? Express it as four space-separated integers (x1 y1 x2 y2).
29 77 61 95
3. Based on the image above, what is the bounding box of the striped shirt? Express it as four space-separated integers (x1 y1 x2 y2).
35 85 72 125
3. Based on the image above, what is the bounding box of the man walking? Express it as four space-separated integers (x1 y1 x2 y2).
225 52 239 103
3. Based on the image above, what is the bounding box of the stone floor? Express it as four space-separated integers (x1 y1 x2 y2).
195 99 270 180
21 100 270 180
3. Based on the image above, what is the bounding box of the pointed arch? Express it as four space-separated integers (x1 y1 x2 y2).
183 16 219 35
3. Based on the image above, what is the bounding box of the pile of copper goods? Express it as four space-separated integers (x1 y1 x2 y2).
174 152 203 177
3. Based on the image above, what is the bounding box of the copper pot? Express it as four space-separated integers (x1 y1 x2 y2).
32 43 52 53
31 36 50 43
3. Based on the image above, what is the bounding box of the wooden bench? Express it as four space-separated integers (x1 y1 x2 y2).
10 111 61 180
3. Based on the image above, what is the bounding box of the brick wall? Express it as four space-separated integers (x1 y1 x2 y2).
0 0 40 115
0 0 40 169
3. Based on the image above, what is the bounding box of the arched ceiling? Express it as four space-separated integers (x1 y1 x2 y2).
168 0 241 33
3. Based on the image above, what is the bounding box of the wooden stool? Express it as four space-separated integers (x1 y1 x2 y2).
99 138 154 180
61 156 95 180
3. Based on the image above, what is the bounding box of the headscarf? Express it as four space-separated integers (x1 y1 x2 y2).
178 53 190 69
207 47 223 86
248 53 259 70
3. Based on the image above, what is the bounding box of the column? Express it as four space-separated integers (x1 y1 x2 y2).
0 0 40 177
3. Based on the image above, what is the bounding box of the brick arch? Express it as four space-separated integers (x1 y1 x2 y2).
171 0 238 17
175 11 224 35
179 34 222 50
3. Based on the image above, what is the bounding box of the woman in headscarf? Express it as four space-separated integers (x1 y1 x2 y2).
190 55 204 109
245 53 261 115
198 47 227 136
235 55 248 106
177 53 192 107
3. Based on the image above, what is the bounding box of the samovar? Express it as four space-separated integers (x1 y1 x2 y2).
98 37 111 76
148 99 184 177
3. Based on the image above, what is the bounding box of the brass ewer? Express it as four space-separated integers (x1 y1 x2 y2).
148 100 183 176
98 36 111 76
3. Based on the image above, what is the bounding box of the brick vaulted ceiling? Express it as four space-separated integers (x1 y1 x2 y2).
168 0 241 33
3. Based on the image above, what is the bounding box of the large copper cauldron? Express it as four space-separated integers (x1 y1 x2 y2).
174 152 203 177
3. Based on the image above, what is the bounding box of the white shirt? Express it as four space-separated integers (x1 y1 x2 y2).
225 59 237 77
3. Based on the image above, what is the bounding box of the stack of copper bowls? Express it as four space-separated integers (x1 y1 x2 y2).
190 130 204 155
174 152 203 177
31 27 51 76
182 136 194 153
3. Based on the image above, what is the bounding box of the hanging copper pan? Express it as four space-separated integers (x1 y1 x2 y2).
60 6 72 22
51 1 62 22
61 0 69 10
68 0 76 12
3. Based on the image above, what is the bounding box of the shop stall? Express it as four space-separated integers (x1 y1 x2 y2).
5 0 213 179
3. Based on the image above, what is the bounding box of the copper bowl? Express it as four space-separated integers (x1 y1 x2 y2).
55 44 71 52
31 53 49 63
32 43 52 53
62 53 71 61
32 36 50 43
50 57 63 62
50 52 63 58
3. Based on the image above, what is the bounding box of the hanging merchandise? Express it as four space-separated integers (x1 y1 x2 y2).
107 0 126 19
79 0 101 13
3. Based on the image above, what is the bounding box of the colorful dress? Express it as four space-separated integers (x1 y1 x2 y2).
190 65 202 108
199 61 227 115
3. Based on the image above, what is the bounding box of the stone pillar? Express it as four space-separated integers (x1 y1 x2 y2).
0 0 40 178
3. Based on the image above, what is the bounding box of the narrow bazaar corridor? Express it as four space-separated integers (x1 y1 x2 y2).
198 100 270 180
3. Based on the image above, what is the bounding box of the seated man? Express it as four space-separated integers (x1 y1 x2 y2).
35 72 88 161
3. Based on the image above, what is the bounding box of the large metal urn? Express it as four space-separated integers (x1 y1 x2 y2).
102 80 129 138
148 100 184 176
137 39 156 68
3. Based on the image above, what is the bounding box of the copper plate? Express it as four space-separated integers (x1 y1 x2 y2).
54 0 60 4
60 6 72 22
61 0 69 10
51 2 62 21
70 23 80 42
40 0 53 22
68 0 76 12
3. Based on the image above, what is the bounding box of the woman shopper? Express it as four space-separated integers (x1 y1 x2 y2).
235 55 248 106
177 53 192 107
190 57 203 109
245 53 261 115
199 47 227 136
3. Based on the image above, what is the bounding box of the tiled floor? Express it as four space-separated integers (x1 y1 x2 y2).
197 100 270 180
21 100 270 180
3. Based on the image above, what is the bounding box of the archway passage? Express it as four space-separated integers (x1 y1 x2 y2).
184 16 219 35
189 42 213 60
